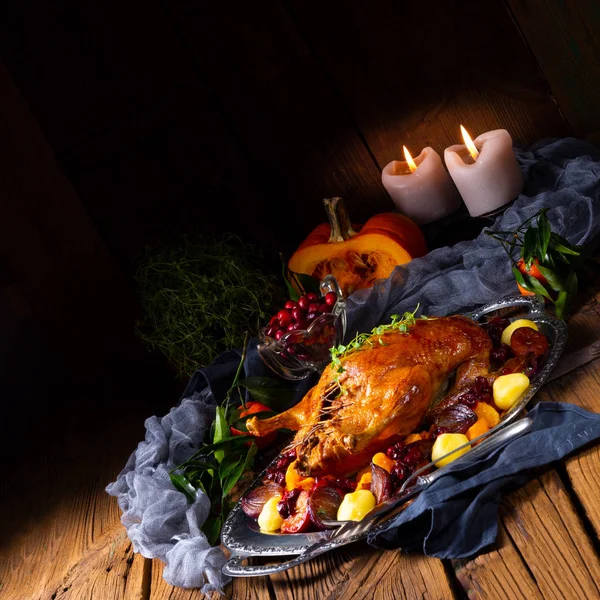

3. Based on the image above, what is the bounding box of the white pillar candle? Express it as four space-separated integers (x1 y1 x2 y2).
381 146 462 225
444 128 524 218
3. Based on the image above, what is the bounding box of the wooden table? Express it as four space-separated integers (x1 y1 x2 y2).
2 280 600 600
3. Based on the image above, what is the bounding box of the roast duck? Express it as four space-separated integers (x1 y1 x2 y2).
248 315 532 478
247 314 548 478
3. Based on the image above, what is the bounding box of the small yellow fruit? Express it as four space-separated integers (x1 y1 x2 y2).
493 373 530 411
500 319 538 346
432 433 471 468
337 489 377 522
257 496 284 532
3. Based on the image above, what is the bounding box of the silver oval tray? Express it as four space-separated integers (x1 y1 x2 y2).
221 295 568 561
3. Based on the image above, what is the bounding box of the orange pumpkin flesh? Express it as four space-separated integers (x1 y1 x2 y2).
288 198 428 295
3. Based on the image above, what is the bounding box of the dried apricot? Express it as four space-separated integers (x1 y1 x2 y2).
510 327 549 357
466 418 490 441
474 402 500 428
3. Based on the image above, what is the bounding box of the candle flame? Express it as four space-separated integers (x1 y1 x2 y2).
460 125 480 161
403 145 418 173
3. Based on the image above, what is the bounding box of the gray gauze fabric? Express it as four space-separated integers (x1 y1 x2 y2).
106 137 600 592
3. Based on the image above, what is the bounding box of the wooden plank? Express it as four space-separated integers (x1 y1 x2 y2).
45 527 144 600
541 292 600 539
453 522 543 600
168 0 390 242
0 61 139 378
454 470 600 600
0 0 198 155
507 0 600 141
500 470 600 599
63 79 288 272
0 410 149 600
287 0 571 167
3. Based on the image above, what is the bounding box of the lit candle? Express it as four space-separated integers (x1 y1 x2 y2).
381 146 462 225
444 127 524 217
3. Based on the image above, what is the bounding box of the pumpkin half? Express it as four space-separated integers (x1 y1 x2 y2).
288 197 428 296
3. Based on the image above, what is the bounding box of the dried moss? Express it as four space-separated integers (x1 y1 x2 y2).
134 233 286 378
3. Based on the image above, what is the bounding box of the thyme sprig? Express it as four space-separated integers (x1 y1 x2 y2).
330 306 427 375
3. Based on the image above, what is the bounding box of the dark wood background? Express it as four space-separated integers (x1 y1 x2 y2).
2 2 600 598
2 0 600 433
3 0 600 457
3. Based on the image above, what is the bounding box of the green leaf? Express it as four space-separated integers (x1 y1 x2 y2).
554 291 569 320
522 227 538 262
218 454 243 482
512 266 553 301
566 270 578 294
170 473 197 503
202 516 223 546
293 272 321 294
237 377 297 406
535 265 565 293
213 406 229 463
537 213 551 260
221 444 258 498
549 233 581 256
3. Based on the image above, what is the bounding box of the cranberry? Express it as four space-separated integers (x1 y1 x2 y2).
269 315 280 326
275 450 296 469
320 303 332 313
461 392 478 407
325 292 338 306
264 469 285 485
275 330 285 340
331 477 356 492
386 442 405 460
277 309 293 328
292 308 305 322
491 343 513 366
297 296 310 310
523 355 541 378
284 300 298 310
306 292 319 302
391 463 408 484
401 445 422 466
308 302 321 314
266 325 278 338
277 488 301 519
306 312 319 322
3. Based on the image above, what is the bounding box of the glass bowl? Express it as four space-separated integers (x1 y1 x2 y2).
257 275 347 380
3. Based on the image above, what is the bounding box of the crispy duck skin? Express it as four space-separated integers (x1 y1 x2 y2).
247 316 492 477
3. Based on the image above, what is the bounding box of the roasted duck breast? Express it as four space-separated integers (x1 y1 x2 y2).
247 315 493 477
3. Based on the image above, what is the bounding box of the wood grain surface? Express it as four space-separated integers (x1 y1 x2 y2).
507 0 600 141
2 1 600 599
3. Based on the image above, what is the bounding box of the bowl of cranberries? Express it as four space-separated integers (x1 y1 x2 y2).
257 274 347 380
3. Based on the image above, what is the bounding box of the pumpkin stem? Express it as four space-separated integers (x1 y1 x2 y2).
324 197 358 243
